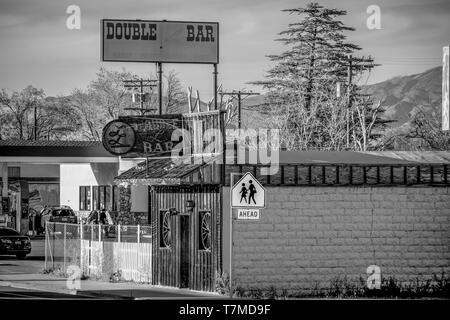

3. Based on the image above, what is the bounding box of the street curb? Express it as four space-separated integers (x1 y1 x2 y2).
0 278 222 299
0 279 132 299
0 280 134 300
0 279 77 296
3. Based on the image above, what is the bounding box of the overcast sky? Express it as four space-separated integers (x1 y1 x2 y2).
0 0 448 98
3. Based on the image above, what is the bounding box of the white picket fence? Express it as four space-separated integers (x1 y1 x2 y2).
46 222 152 283
80 240 152 282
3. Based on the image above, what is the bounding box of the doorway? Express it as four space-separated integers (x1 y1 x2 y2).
179 214 190 288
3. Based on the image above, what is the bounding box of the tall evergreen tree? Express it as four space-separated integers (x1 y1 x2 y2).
253 2 381 150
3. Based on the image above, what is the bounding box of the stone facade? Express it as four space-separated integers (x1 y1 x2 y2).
232 186 450 292
116 185 148 225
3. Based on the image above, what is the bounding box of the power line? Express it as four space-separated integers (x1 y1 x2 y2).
220 90 260 129
123 79 157 116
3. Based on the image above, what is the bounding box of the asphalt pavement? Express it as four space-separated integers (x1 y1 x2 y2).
0 239 221 299
0 285 99 299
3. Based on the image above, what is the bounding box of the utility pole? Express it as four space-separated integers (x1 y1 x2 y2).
346 55 353 149
34 104 37 140
123 79 157 116
220 90 260 129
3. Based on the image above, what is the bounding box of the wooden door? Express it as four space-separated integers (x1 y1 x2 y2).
179 215 190 288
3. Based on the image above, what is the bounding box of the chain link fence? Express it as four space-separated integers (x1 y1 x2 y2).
45 222 153 283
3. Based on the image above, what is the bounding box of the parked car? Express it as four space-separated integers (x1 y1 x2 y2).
0 227 32 259
39 206 78 233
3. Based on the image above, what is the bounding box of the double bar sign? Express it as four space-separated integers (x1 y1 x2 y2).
101 19 219 64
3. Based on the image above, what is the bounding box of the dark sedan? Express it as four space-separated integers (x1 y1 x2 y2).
0 228 31 259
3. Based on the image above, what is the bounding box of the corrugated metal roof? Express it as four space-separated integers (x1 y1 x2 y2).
0 140 101 147
225 150 448 165
362 151 450 164
0 139 115 157
116 151 450 184
277 151 417 165
115 155 219 184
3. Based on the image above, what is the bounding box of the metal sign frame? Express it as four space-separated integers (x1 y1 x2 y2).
101 19 219 64
231 172 266 208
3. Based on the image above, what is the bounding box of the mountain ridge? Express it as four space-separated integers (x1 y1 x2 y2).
240 65 442 131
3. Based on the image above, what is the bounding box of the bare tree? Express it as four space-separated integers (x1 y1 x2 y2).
406 107 450 150
0 86 80 140
165 70 186 114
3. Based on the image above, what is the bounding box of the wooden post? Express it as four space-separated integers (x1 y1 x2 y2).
443 46 450 130
444 165 448 184
80 220 83 275
44 223 48 270
137 224 140 244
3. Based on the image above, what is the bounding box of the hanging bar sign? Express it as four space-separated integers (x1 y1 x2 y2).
101 19 219 64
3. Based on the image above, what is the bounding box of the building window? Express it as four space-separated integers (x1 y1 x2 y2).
199 211 212 251
99 185 111 210
160 210 171 248
8 167 20 178
92 185 112 210
79 186 91 211
112 185 119 211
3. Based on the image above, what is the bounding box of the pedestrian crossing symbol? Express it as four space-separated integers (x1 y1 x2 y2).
231 172 266 208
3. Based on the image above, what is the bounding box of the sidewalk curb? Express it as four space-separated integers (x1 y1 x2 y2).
0 279 77 296
0 277 222 299
0 279 134 300
0 279 133 299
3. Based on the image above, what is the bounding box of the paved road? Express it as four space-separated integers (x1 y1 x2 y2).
0 239 89 299
0 239 45 274
0 285 96 299
0 239 219 299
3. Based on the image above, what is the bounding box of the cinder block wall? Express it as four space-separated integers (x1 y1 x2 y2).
232 186 450 292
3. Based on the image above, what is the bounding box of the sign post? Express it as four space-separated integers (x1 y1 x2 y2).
101 19 219 117
229 172 266 297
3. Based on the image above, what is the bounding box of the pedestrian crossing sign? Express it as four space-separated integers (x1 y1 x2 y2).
231 172 266 208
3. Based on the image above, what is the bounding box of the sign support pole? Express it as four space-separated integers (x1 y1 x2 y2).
158 62 163 115
229 173 235 298
229 172 244 298
213 64 218 110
